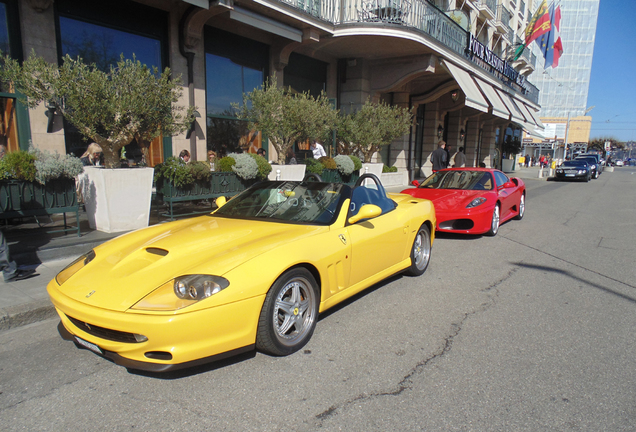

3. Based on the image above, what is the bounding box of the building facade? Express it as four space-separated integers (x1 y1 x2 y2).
524 0 600 158
1 0 545 177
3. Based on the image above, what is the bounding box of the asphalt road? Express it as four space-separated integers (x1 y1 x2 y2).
1 168 635 431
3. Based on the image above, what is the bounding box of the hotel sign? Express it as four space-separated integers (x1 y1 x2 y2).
466 34 530 94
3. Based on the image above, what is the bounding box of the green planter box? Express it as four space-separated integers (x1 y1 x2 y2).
320 169 360 186
159 172 256 220
0 178 80 235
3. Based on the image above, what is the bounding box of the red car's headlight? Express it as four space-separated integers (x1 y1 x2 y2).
466 197 487 208
131 275 230 311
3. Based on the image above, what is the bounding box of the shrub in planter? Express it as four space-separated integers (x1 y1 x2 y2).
349 155 363 171
0 148 83 183
189 161 213 182
154 157 193 187
318 157 337 170
382 164 398 173
0 150 37 181
229 153 259 180
246 153 272 180
218 156 236 173
31 147 84 184
334 154 355 175
304 158 324 175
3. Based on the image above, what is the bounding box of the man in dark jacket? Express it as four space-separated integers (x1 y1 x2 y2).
431 140 447 172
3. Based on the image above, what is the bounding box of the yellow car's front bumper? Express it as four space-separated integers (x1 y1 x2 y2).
48 280 265 372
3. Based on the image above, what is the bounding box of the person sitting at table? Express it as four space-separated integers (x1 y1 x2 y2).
80 143 103 166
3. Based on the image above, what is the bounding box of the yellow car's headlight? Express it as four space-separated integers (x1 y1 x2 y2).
131 275 230 311
56 250 96 285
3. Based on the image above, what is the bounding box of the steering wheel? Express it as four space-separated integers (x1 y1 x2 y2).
302 173 323 182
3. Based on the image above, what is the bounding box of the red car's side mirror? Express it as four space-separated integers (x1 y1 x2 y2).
411 180 420 187
502 181 515 189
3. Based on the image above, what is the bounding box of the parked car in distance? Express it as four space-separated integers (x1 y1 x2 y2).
575 156 601 178
47 174 436 372
400 168 525 237
577 153 604 170
555 160 592 182
614 159 624 167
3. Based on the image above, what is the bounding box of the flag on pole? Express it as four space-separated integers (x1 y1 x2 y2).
543 4 563 68
513 0 551 61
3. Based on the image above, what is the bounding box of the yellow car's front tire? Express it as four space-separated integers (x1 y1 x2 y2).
256 268 319 356
405 224 432 276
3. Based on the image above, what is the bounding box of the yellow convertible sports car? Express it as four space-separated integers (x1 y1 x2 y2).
48 174 435 372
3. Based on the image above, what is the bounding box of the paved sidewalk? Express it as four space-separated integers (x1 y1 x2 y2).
0 168 548 331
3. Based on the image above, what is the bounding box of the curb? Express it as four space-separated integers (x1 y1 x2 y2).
0 298 57 331
12 239 104 265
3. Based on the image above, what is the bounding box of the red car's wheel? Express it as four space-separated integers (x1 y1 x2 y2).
256 268 319 356
514 194 525 220
486 204 500 236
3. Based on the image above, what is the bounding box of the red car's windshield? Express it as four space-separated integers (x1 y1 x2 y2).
419 171 494 191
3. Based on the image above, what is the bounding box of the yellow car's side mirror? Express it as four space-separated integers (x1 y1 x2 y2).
348 204 382 224
215 196 227 209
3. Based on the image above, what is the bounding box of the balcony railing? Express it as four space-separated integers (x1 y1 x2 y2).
514 34 537 69
496 4 511 27
339 0 467 56
475 0 497 16
271 0 539 103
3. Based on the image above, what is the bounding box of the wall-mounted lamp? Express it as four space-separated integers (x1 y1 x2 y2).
450 90 459 102
460 128 465 141
186 110 201 139
45 100 56 133
437 124 444 139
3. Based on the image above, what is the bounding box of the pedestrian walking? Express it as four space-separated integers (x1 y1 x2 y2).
431 140 447 172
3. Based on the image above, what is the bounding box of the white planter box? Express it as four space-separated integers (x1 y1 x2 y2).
380 171 409 187
268 164 307 181
361 163 384 178
502 159 515 173
78 167 154 233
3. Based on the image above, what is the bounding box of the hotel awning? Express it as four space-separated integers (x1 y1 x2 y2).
442 61 490 114
473 78 511 120
521 102 545 129
493 88 526 125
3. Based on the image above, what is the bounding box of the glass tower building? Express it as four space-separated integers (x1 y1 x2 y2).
530 0 600 117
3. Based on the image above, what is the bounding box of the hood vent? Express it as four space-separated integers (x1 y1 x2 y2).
146 247 169 256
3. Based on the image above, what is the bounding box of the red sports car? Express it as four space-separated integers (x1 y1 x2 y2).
400 168 525 236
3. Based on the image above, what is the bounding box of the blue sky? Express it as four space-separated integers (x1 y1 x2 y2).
587 1 636 142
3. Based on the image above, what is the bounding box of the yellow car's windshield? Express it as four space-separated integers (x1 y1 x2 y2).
214 181 349 225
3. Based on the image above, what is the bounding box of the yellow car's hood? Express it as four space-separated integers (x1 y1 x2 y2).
58 216 325 312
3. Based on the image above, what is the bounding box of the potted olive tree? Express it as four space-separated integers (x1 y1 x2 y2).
502 136 522 173
2 52 195 232
336 99 412 180
236 76 337 180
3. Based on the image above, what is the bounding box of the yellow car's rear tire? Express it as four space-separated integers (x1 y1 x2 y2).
405 224 432 276
256 268 319 356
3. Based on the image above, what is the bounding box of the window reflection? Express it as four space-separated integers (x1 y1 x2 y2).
205 54 263 115
0 3 8 55
206 117 262 157
59 17 161 71
205 52 264 157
